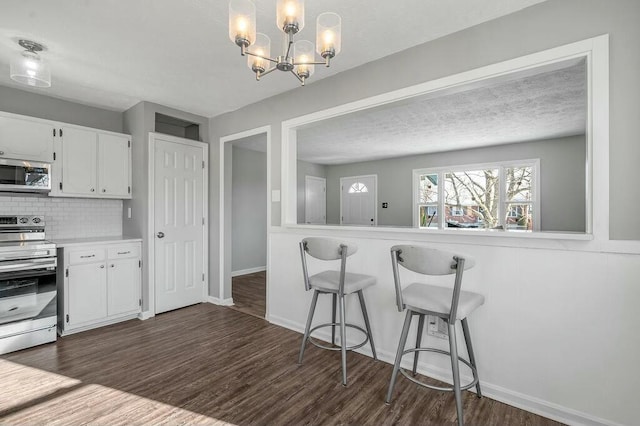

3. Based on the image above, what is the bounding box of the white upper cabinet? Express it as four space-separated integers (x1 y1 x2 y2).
0 111 131 199
60 127 98 195
54 127 131 199
0 114 54 162
98 133 130 197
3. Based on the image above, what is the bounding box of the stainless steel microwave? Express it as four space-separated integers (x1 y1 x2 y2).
0 158 51 193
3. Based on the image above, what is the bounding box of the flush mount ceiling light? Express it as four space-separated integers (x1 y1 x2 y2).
10 39 51 88
229 0 341 86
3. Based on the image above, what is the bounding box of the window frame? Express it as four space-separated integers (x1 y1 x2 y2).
412 159 541 231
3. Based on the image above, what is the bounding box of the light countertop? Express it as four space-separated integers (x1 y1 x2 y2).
53 236 142 248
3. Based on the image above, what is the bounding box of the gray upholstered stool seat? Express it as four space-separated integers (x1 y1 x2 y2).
298 237 377 386
385 245 485 426
402 283 485 320
309 270 376 294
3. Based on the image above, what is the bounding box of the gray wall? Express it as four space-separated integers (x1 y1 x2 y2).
232 146 267 272
209 0 640 300
297 160 327 223
319 135 585 232
123 101 209 312
0 85 123 132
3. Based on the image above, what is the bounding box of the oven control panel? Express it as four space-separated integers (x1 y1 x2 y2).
0 215 45 228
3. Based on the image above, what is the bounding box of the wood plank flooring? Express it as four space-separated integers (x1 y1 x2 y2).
229 271 266 319
0 304 562 425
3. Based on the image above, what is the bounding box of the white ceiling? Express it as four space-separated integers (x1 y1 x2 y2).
0 0 548 118
296 59 586 165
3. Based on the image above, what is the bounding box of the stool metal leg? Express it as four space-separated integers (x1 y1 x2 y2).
385 310 413 404
331 293 337 346
338 293 348 386
331 293 338 345
357 290 377 360
412 314 426 375
298 290 319 365
448 321 464 426
461 318 482 398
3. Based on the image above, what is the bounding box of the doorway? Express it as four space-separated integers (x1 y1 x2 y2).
219 126 271 319
149 133 209 314
340 175 377 226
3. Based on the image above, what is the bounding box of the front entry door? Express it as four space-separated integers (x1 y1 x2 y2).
154 136 206 314
340 175 377 226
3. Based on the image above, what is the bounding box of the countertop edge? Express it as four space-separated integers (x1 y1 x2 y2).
53 236 142 248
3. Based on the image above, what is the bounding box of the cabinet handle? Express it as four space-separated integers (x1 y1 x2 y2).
91 188 95 192
117 251 130 255
100 264 105 269
110 264 115 268
0 151 4 155
80 255 95 258
102 189 106 193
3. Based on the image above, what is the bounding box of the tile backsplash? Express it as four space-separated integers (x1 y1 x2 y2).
0 195 122 240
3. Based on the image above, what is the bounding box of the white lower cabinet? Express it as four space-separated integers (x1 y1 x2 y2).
58 240 141 335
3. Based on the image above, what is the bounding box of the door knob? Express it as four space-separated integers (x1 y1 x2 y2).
157 232 165 238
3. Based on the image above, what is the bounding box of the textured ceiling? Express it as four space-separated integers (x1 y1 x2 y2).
0 0 548 117
296 59 586 165
232 133 267 152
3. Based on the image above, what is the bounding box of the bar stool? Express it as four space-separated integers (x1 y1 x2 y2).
385 245 484 426
298 237 377 386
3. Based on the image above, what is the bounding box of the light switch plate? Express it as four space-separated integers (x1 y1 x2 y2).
271 190 281 202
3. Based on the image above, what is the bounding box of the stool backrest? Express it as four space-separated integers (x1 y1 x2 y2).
299 237 357 293
390 245 475 322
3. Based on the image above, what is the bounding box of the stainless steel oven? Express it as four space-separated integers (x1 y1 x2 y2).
0 158 51 193
0 215 57 354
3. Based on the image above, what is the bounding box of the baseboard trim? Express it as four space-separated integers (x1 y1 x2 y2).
138 311 154 320
231 266 266 277
267 314 619 426
207 296 234 306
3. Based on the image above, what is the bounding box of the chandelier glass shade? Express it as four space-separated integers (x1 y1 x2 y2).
10 40 51 88
229 0 341 86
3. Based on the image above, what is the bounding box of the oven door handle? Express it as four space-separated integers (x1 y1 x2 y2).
0 258 57 273
0 250 53 261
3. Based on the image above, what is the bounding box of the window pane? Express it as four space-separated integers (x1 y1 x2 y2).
419 205 438 228
505 166 533 202
419 174 438 203
348 182 368 193
505 202 533 230
444 169 499 228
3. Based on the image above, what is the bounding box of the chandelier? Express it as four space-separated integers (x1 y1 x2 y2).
229 0 341 86
10 39 51 88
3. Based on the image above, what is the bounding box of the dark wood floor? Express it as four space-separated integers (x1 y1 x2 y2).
229 271 266 319
0 304 561 425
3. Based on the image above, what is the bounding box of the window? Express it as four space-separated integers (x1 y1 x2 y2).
348 182 369 193
414 160 539 231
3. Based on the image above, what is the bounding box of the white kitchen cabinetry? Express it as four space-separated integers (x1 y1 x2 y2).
53 127 131 198
57 240 141 335
0 112 54 162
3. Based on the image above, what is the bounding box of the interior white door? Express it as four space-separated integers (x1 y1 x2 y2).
154 138 205 314
305 176 326 224
341 175 377 226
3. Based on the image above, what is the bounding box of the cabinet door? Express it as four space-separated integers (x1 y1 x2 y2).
0 115 54 162
107 257 140 316
67 262 107 327
98 133 130 197
61 127 97 195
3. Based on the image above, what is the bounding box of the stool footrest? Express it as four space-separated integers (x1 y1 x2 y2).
307 322 370 352
399 347 479 392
